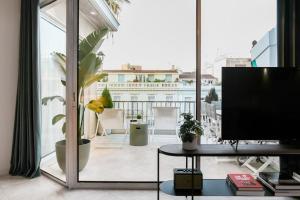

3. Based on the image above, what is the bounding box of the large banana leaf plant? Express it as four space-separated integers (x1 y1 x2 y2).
42 28 109 144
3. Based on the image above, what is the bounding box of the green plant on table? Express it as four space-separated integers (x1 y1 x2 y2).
178 113 203 143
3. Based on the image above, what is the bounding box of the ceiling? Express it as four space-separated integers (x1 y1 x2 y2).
40 0 119 36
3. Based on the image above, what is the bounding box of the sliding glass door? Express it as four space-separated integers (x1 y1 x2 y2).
40 0 280 188
77 0 197 183
200 0 278 179
40 0 67 182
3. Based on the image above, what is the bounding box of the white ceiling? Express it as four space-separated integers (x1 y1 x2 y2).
40 0 119 36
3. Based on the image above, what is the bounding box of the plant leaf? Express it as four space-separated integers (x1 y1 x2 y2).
86 97 106 114
61 80 66 86
52 52 66 75
52 114 66 125
79 28 108 61
83 73 108 88
79 53 97 88
79 53 102 89
62 122 66 134
42 96 66 105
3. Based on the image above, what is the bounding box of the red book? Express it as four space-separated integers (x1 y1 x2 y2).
228 174 263 191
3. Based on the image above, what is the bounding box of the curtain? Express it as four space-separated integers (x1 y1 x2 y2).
9 0 41 178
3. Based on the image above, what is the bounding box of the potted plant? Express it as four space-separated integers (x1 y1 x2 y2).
101 87 113 109
136 113 142 123
178 113 203 150
42 28 109 172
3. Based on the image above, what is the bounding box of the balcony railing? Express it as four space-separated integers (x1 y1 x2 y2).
113 101 196 125
98 82 196 91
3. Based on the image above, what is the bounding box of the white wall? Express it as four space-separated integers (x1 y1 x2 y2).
0 0 20 175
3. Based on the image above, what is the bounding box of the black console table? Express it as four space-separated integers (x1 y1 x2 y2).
157 144 300 199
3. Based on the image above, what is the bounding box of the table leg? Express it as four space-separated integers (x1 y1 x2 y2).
185 156 188 199
157 149 160 200
186 156 188 169
192 156 194 200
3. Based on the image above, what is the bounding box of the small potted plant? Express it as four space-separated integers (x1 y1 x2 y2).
137 113 143 123
179 113 203 150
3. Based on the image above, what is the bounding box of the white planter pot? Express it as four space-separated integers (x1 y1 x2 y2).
182 137 198 150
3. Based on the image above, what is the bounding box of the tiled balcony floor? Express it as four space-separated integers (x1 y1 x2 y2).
41 134 277 182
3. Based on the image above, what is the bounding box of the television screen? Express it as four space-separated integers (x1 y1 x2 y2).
222 67 300 140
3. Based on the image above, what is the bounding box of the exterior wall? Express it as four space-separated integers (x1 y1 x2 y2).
226 58 251 67
213 57 251 81
201 78 217 85
251 28 278 67
0 0 20 175
98 82 196 102
98 70 221 103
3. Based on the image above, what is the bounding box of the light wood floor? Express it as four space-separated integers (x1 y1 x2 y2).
0 175 297 200
41 134 260 182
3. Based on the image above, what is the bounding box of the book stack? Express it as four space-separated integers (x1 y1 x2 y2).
257 172 300 196
293 172 300 182
226 174 265 196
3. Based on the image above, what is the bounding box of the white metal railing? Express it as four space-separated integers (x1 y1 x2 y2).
97 82 194 90
112 100 196 126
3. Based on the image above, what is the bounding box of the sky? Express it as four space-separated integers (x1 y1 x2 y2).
101 0 276 72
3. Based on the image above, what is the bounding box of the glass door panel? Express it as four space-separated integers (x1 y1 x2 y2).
78 0 196 182
40 0 67 181
200 0 278 179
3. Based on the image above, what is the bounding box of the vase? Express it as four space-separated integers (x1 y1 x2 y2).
56 139 90 172
182 136 198 150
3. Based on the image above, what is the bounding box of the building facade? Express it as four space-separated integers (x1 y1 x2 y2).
97 65 220 102
211 57 252 81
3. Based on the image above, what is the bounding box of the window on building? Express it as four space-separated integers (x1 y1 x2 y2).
235 64 246 67
118 74 125 83
113 96 121 101
184 97 192 101
131 96 138 101
148 95 155 101
165 74 172 82
166 95 173 101
147 74 154 82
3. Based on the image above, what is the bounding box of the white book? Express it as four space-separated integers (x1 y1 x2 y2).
274 192 300 197
293 175 300 183
258 176 300 197
293 172 300 180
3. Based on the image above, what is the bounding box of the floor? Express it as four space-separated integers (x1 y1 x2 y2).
41 134 277 182
0 175 297 200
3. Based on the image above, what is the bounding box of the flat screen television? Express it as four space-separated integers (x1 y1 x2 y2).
222 67 300 140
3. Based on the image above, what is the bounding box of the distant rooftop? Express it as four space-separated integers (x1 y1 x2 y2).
103 69 178 73
179 72 217 80
103 64 178 73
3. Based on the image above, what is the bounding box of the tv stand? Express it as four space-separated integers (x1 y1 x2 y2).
157 144 300 199
229 140 239 151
